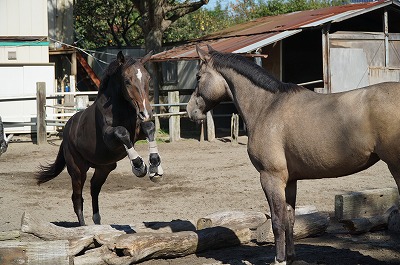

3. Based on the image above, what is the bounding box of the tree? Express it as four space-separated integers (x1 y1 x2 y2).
131 0 209 53
75 0 143 49
75 0 209 53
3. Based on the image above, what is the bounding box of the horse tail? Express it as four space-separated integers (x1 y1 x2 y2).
36 141 66 185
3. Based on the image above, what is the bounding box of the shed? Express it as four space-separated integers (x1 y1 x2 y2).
152 0 400 94
151 0 400 133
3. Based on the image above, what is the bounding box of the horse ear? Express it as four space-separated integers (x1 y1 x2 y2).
117 51 125 65
196 45 210 63
207 44 216 53
140 51 153 64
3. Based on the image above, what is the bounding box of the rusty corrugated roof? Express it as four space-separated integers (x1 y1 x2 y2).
151 0 394 61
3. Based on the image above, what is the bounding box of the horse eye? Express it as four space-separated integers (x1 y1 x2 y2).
196 75 201 81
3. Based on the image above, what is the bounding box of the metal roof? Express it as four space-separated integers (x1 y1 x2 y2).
151 0 396 61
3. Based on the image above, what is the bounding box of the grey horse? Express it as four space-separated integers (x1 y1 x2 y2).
187 45 400 264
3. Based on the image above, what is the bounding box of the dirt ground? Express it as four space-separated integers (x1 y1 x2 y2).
1 134 400 265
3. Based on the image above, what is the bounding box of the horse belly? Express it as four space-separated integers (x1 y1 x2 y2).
287 149 379 180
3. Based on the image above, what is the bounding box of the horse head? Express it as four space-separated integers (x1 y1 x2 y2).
187 45 231 123
118 51 153 121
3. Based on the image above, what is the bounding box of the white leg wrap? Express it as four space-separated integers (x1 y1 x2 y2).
148 141 158 154
125 146 140 160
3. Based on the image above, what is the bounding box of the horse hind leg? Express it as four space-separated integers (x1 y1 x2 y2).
67 162 89 226
91 164 116 224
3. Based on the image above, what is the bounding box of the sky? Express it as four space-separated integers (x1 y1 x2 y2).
204 0 234 10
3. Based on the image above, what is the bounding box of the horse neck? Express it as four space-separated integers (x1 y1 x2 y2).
219 68 278 131
96 82 133 120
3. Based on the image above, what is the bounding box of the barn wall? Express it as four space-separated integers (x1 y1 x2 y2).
0 0 48 37
329 32 400 92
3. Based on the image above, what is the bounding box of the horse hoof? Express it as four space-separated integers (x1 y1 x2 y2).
150 173 163 183
132 163 147 178
149 165 163 183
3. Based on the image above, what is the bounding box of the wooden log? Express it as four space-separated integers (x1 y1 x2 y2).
256 211 329 243
0 240 70 265
341 206 398 234
335 188 400 221
197 210 268 230
21 212 127 241
0 230 20 241
113 226 252 264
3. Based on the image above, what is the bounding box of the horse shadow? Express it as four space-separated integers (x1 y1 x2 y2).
195 231 400 265
51 219 196 234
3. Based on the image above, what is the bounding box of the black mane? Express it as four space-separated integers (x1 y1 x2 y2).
99 56 138 92
209 51 302 93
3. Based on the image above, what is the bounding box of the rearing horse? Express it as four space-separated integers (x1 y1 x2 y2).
36 51 163 226
187 45 400 264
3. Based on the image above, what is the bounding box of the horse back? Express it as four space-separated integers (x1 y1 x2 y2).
248 82 400 179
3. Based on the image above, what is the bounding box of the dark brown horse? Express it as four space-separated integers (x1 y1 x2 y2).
187 45 400 265
36 51 163 226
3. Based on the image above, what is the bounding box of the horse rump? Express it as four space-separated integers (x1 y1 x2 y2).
36 142 66 185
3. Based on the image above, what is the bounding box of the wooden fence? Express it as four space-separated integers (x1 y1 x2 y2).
1 82 217 144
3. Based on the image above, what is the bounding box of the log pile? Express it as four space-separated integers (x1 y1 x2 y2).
3 189 399 265
0 207 329 264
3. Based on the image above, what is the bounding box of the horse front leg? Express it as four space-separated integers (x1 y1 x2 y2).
260 170 288 265
108 126 147 177
141 121 163 182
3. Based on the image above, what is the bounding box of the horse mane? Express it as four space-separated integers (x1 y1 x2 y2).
99 56 138 93
209 50 302 93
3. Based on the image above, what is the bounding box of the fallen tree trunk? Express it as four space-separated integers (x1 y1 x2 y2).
341 206 398 234
21 212 127 241
196 210 268 230
112 226 252 264
0 240 70 265
256 211 329 243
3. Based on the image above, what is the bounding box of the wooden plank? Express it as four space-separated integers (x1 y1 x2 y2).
335 188 400 221
0 240 71 265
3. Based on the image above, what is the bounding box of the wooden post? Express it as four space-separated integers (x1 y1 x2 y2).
168 91 180 142
36 82 47 145
205 111 215 141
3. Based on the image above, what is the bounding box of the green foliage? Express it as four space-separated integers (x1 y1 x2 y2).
74 0 349 49
74 0 143 49
164 3 234 43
